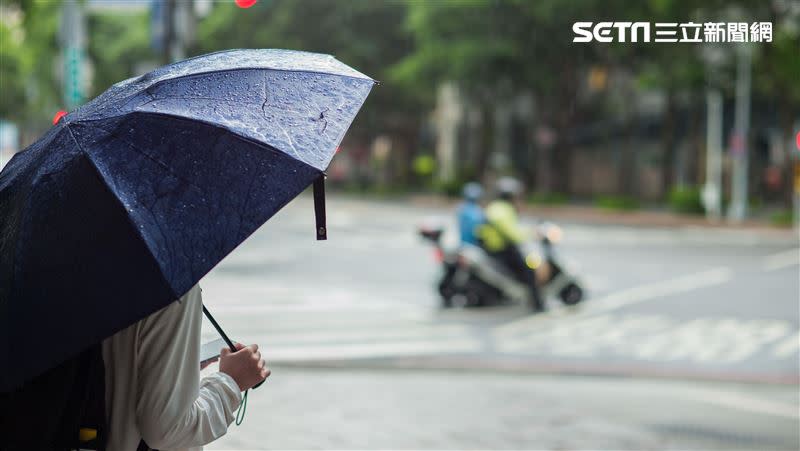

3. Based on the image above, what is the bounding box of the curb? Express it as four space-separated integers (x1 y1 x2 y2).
272 355 800 386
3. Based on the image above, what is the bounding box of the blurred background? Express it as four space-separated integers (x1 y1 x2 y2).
1 0 799 449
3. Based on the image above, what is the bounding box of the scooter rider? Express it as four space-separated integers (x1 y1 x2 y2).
479 177 545 312
457 182 485 246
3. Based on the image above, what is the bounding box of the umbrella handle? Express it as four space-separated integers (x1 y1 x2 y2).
202 305 265 389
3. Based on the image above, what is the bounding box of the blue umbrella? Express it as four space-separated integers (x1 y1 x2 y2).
0 49 374 391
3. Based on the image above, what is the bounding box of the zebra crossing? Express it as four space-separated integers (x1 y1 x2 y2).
494 312 799 364
201 304 485 362
200 299 799 371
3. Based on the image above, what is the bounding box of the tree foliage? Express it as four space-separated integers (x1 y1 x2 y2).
87 11 156 98
2 0 797 198
1 0 60 124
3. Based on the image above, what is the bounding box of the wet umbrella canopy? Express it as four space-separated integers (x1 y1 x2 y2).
0 49 374 391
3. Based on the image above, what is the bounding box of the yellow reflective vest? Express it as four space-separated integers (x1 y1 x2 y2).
478 200 527 252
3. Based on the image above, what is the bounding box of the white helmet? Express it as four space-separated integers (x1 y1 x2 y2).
495 176 522 198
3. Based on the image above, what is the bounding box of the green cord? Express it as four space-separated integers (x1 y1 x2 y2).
235 389 248 426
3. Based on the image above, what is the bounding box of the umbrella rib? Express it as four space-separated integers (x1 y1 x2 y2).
261 71 269 118
78 121 221 276
76 120 204 192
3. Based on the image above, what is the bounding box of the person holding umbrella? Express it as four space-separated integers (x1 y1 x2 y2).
102 285 268 450
0 50 374 450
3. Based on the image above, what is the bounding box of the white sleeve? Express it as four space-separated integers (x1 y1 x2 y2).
134 286 242 450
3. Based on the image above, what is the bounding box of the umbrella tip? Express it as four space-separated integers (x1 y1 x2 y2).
52 110 67 125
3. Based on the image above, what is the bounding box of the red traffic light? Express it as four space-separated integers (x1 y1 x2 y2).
52 110 67 125
235 0 257 8
796 131 799 152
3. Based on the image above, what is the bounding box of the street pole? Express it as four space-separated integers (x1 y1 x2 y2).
703 90 723 221
60 0 87 109
727 44 752 223
162 0 194 64
162 0 175 64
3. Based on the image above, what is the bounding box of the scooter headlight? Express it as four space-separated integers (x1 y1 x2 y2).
525 252 542 269
546 225 563 243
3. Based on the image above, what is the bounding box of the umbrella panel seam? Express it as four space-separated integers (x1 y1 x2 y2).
63 122 180 301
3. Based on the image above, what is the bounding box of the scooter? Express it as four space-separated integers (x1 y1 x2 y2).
418 223 584 309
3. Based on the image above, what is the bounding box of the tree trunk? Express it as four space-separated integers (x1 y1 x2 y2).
660 89 677 198
551 117 573 194
778 101 795 210
548 61 579 195
619 117 637 196
475 103 494 181
687 99 703 186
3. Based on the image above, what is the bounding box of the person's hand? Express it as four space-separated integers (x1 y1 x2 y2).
219 343 270 391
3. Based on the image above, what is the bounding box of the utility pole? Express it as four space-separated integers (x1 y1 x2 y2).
159 0 194 64
727 44 752 223
60 0 87 109
703 90 723 221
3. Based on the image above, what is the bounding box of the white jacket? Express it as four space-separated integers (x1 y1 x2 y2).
102 285 241 451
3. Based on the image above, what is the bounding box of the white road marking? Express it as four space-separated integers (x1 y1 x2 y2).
244 324 474 346
495 267 733 335
628 318 791 363
762 248 800 271
586 267 733 313
494 314 797 364
261 337 484 361
682 386 800 419
772 331 800 358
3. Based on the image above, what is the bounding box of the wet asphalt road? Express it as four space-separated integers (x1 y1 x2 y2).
199 194 798 450
199 194 799 382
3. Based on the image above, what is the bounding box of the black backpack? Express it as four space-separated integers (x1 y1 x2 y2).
0 344 108 451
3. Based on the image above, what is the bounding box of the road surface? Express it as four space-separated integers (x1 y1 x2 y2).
200 194 798 382
197 194 798 449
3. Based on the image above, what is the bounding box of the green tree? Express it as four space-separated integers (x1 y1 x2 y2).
1 0 60 128
87 10 156 98
394 0 616 193
0 12 29 119
392 0 527 182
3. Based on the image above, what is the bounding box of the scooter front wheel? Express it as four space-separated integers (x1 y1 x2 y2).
559 283 584 305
